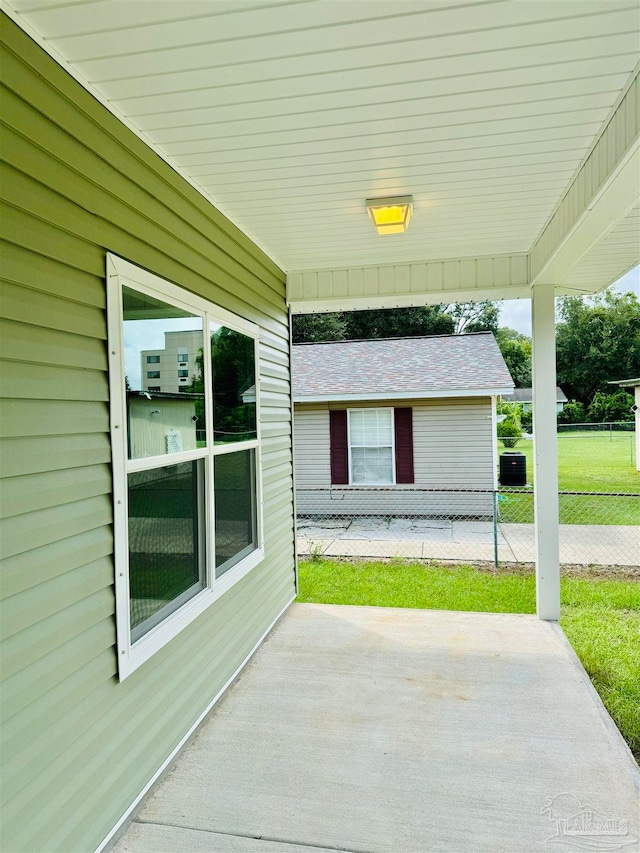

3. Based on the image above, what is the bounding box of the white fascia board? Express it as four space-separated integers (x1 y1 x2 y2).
532 138 640 287
294 387 513 403
287 254 531 312
530 67 640 289
288 287 533 314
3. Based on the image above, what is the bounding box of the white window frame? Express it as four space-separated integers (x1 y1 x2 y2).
107 254 264 680
347 407 396 485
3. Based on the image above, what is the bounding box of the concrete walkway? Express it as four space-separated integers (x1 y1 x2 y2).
298 520 640 566
114 604 639 852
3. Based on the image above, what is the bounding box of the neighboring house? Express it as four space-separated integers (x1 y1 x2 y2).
507 387 568 412
293 334 514 517
141 329 203 393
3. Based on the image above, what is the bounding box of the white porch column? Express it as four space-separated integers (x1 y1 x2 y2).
531 284 560 621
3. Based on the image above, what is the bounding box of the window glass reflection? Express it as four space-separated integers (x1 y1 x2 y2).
210 323 257 444
122 287 205 457
128 460 205 641
214 450 257 576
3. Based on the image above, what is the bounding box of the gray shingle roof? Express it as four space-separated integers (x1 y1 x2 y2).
507 387 567 403
293 333 514 400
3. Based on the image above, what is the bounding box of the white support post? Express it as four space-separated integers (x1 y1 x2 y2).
531 284 561 621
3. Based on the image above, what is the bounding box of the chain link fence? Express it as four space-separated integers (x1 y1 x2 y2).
297 486 639 568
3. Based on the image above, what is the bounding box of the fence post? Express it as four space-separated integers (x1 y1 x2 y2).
492 490 499 568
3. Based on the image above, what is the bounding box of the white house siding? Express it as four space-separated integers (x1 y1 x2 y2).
294 398 494 517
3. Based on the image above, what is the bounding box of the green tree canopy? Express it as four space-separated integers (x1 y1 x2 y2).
291 312 346 343
587 390 634 423
341 306 455 339
495 327 532 388
444 301 500 334
186 327 257 441
292 305 456 342
556 291 640 406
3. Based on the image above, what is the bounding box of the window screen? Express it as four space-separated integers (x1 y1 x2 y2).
349 409 394 484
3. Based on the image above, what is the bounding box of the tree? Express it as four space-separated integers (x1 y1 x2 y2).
186 327 257 440
291 302 505 343
341 306 454 339
292 312 346 343
556 291 640 406
291 306 455 343
496 400 523 447
558 400 586 424
444 301 500 334
495 327 532 388
587 390 634 423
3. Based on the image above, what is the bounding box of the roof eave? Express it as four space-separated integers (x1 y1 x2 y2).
293 387 513 403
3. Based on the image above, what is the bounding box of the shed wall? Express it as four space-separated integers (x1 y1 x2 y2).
294 398 494 516
0 15 294 853
128 397 198 458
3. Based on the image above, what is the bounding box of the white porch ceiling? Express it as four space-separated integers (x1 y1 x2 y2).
562 203 640 293
4 0 640 279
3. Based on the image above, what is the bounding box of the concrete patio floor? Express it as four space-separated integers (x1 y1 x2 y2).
113 604 639 853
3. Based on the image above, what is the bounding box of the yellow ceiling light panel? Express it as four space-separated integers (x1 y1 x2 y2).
366 195 413 235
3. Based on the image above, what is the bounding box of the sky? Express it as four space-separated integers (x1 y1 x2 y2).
499 264 640 337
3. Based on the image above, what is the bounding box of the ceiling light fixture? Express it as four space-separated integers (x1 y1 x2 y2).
366 195 413 235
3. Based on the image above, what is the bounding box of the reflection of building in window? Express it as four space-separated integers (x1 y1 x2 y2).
141 330 203 393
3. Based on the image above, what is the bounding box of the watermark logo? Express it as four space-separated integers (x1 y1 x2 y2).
541 793 638 850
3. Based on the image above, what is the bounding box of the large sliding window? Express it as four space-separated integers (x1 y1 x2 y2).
107 255 262 679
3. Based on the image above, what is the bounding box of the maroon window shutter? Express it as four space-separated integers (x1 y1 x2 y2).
329 410 349 484
394 407 414 484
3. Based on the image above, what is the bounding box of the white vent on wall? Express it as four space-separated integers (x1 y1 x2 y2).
166 430 183 454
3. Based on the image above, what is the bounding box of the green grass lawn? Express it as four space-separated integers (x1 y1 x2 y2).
498 432 639 525
298 557 640 760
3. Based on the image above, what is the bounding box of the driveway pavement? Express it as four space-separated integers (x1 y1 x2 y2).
297 518 639 566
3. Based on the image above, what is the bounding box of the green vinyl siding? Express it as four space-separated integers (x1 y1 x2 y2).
0 13 295 853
